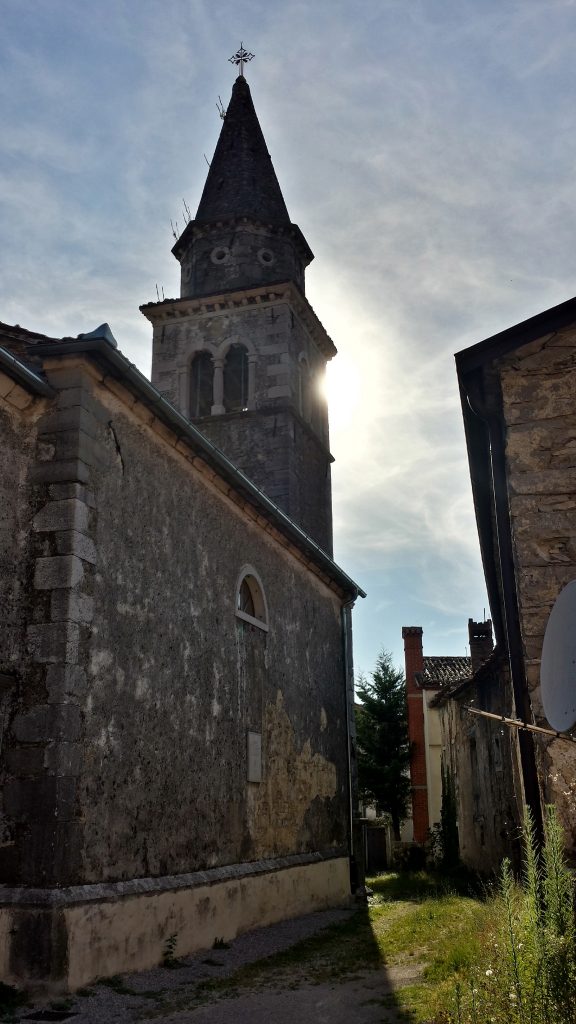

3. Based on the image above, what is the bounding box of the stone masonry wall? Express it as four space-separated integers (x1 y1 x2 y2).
0 378 49 878
499 324 576 851
179 224 305 298
150 294 333 551
439 662 523 873
199 409 333 551
72 369 348 883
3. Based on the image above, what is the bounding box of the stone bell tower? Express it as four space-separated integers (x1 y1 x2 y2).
142 62 336 554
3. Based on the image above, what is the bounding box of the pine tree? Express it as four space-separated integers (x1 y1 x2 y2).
355 650 411 840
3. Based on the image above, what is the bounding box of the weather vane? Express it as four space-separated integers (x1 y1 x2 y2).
229 42 254 77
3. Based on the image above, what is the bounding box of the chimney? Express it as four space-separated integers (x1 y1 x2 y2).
468 618 493 674
402 626 424 693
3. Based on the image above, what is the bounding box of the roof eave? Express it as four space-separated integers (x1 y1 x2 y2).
0 346 55 397
456 293 576 375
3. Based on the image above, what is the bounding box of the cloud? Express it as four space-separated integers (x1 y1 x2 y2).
3 0 576 668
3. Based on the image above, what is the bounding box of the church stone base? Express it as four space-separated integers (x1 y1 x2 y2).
0 852 351 996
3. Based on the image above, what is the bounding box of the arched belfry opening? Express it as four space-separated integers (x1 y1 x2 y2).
190 351 213 418
223 344 249 413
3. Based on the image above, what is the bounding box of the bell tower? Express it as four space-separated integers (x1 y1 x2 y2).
142 56 336 555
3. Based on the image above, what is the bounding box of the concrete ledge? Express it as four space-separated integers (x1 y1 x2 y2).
0 853 351 995
0 848 348 907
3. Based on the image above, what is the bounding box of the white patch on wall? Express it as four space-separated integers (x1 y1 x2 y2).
247 731 262 783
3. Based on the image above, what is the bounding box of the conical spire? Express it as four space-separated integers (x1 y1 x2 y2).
195 76 291 226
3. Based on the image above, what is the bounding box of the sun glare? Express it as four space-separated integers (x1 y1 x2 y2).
324 357 361 432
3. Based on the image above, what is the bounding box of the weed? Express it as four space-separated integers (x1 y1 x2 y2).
99 975 138 996
162 933 182 969
442 805 576 1024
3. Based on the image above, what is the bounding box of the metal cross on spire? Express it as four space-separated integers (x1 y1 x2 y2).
229 42 254 77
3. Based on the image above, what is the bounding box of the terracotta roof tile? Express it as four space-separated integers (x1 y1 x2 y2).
416 656 472 689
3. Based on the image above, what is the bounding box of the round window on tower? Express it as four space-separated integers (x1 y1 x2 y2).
211 246 230 265
257 248 275 266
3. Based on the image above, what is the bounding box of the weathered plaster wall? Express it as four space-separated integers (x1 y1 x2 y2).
499 325 576 850
422 696 442 830
0 855 350 995
439 664 523 873
78 378 348 883
65 857 350 991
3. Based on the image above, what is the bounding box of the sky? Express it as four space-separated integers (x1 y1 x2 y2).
2 0 576 676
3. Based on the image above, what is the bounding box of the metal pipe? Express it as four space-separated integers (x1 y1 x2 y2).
463 704 576 743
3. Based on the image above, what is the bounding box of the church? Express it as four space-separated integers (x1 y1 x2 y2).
0 59 364 994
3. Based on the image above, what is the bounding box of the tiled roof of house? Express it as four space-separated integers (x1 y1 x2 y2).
415 655 472 689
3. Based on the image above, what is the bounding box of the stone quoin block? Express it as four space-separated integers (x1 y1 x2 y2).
44 742 83 777
12 703 82 744
6 747 45 777
33 498 89 534
34 555 85 590
50 590 94 624
26 621 80 664
4 383 33 411
48 481 97 507
45 665 88 703
55 530 97 564
4 775 77 822
30 459 91 485
41 405 100 437
0 371 15 399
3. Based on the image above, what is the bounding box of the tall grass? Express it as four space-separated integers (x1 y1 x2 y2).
446 805 576 1024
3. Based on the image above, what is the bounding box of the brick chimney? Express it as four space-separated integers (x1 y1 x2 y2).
468 619 493 674
402 627 428 843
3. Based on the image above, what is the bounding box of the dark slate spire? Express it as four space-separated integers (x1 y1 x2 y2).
195 76 291 226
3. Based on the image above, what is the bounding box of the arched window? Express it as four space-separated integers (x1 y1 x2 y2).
223 344 249 413
235 568 268 631
190 351 213 418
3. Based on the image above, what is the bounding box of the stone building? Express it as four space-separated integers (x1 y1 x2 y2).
456 296 576 856
0 71 364 994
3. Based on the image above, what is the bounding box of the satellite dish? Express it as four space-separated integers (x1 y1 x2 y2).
540 580 576 732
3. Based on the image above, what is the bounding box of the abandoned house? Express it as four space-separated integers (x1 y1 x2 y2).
455 295 576 859
406 620 524 873
0 69 364 994
402 626 472 846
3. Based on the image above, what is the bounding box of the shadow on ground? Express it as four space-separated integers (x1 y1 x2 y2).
11 873 484 1023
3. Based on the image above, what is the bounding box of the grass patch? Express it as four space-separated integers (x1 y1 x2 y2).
142 873 491 1020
